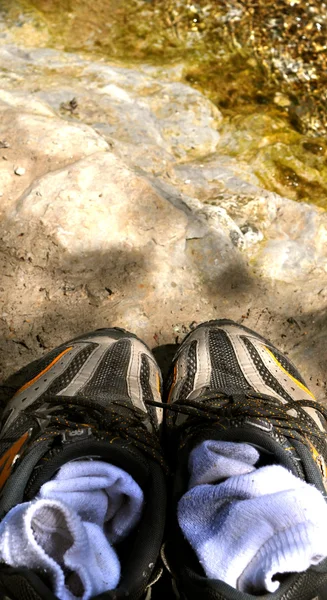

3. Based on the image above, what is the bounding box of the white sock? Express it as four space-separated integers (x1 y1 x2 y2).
178 440 327 593
0 460 144 600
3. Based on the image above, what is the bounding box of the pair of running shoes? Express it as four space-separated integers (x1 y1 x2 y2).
0 319 326 600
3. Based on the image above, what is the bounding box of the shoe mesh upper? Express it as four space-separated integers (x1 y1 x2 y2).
79 339 130 402
44 345 95 397
0 414 32 458
179 341 197 402
242 337 293 401
140 355 158 429
266 345 307 384
0 345 71 405
209 330 250 392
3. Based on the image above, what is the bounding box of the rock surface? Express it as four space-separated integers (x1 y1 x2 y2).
0 42 326 402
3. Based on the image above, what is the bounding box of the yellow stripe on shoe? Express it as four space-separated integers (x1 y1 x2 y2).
264 347 315 400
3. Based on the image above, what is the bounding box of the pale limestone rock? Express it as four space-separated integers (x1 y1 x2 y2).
0 47 222 163
0 89 55 118
12 152 188 253
0 94 109 212
0 44 326 398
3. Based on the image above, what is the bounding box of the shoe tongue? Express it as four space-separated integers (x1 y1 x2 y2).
0 427 149 517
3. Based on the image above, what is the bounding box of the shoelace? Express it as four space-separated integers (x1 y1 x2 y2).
148 388 327 456
24 394 168 472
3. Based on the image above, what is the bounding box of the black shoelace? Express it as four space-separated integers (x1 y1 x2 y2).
148 388 327 456
26 394 168 471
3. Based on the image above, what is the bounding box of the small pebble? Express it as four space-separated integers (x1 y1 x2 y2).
14 167 26 176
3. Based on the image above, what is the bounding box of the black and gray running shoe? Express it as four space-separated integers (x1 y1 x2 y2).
0 328 166 600
163 319 327 600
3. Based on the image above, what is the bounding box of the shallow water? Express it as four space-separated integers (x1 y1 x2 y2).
2 0 327 208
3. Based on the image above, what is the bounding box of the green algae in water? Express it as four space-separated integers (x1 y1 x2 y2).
3 0 327 209
215 110 327 207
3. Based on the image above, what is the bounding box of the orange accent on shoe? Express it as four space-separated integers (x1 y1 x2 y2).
14 347 73 395
0 431 29 490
